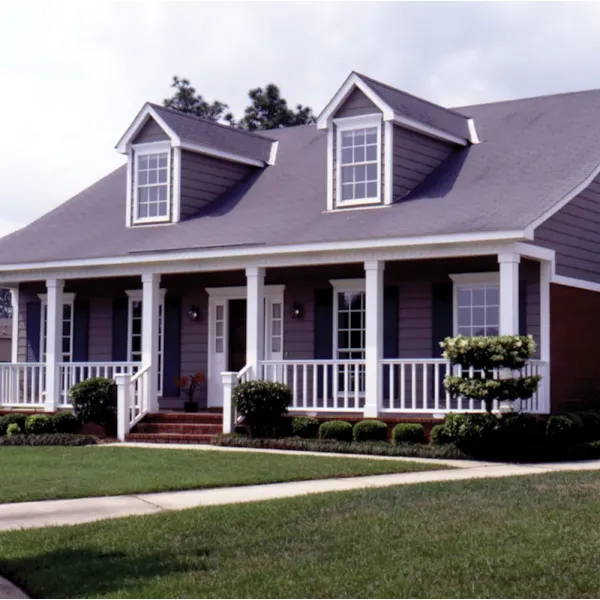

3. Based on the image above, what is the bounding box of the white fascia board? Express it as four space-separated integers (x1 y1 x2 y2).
391 114 468 147
316 73 394 129
177 141 265 168
267 141 279 166
0 230 528 278
115 103 180 154
513 242 555 263
526 162 600 235
552 274 600 293
467 119 480 144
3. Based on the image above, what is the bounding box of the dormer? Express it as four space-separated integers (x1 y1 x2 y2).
115 103 277 227
317 72 479 210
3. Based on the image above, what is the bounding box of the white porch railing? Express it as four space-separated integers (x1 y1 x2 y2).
59 362 141 407
0 363 45 408
259 359 366 412
222 364 254 434
116 364 150 441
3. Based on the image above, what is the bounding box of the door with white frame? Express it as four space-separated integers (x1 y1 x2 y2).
207 286 284 407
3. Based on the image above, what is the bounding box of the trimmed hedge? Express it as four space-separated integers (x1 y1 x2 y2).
0 413 27 434
0 433 97 446
6 423 21 436
25 414 54 435
291 417 319 439
430 424 450 445
53 412 81 434
353 420 388 442
319 420 353 442
392 423 425 445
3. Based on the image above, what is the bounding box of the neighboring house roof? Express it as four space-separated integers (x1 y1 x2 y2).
3 87 600 264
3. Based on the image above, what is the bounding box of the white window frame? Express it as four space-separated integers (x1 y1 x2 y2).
132 141 172 225
335 114 382 208
450 272 500 337
126 289 166 395
38 293 76 363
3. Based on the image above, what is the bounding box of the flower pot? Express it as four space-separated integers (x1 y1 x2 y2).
184 401 199 413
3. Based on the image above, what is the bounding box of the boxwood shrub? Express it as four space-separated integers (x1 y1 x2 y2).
53 411 81 434
0 412 27 434
319 420 353 442
430 423 450 445
392 423 425 444
291 416 319 439
0 433 97 446
6 423 21 436
24 414 54 435
353 419 388 442
70 377 118 434
546 415 582 444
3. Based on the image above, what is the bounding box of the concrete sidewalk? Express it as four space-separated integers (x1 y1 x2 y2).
4 460 600 533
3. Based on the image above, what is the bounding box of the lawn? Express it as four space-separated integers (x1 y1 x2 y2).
0 446 444 503
3 471 600 598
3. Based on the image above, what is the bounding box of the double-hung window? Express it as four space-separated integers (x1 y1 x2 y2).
451 273 500 337
39 294 75 363
336 116 381 207
133 143 171 224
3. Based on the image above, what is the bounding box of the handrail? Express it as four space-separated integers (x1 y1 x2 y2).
131 364 150 384
237 364 253 381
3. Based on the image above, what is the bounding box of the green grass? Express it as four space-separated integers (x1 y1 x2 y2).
3 471 600 598
0 446 444 503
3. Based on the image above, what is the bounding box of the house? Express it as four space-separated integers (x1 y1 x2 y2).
0 71 599 442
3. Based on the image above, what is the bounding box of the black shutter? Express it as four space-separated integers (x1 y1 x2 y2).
112 297 128 361
162 296 181 397
72 300 89 361
383 286 399 358
519 281 528 335
314 289 333 399
26 300 41 362
432 282 453 356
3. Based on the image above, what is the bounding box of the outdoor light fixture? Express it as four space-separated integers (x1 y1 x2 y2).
290 303 303 319
188 304 200 322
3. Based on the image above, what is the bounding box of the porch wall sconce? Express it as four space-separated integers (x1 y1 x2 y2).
188 304 200 322
290 303 303 320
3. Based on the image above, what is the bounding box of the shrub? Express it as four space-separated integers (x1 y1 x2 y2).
319 420 353 442
430 424 451 445
353 420 388 442
392 423 425 444
291 416 319 439
233 380 292 438
0 433 97 446
546 415 582 444
573 410 600 441
496 413 545 447
24 414 54 435
434 412 498 450
0 412 27 434
70 377 117 434
6 423 21 436
53 411 81 434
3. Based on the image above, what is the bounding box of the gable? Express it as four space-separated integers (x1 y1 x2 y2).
132 117 170 144
334 88 382 119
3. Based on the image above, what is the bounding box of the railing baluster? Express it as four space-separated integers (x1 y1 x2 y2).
389 363 395 411
422 363 428 410
292 364 298 409
400 363 406 410
411 362 416 410
302 364 307 408
324 363 329 409
312 364 317 409
434 362 439 411
343 363 349 410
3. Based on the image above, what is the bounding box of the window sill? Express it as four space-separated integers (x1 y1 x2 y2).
131 217 172 226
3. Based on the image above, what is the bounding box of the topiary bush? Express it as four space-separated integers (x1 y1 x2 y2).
233 380 292 438
546 415 582 444
24 414 54 435
0 413 27 435
319 420 353 442
353 420 388 442
291 416 319 439
53 411 81 434
70 377 118 435
392 423 425 445
6 423 21 437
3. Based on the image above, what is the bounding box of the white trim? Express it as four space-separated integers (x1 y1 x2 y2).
467 118 480 144
116 104 180 153
498 253 520 335
267 140 279 166
317 73 394 129
384 121 393 205
513 242 556 263
326 129 334 211
391 115 468 147
364 260 383 417
125 147 133 227
178 141 265 168
132 141 172 226
172 146 182 223
329 278 365 292
450 272 500 337
9 289 18 363
335 114 382 208
552 274 600 293
205 285 285 298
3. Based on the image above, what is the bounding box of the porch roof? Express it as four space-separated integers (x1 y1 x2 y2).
2 89 600 265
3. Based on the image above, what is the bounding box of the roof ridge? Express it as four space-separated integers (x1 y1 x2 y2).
149 103 277 143
354 72 471 120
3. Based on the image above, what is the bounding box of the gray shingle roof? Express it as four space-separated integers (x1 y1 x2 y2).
150 104 275 163
2 87 600 265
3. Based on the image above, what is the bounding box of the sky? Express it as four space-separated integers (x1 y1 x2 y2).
2 1 600 238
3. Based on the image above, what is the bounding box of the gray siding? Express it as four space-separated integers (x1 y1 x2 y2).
133 118 169 143
392 125 455 202
335 88 382 118
398 281 432 358
521 259 541 358
535 175 600 283
88 298 112 361
180 151 254 219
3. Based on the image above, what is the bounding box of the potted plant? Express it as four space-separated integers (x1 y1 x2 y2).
175 372 206 413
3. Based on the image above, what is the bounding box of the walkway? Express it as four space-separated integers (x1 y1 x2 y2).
3 459 600 532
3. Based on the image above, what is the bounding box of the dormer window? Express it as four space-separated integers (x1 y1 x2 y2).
335 115 381 208
133 143 171 224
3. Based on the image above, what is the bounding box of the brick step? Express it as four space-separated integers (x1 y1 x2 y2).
144 412 223 424
133 422 222 435
125 432 215 444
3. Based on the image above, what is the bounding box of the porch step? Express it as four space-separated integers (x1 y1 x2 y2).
133 422 222 435
143 412 223 424
125 432 215 444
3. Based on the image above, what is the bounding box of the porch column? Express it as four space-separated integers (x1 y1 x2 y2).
44 278 64 412
364 260 384 418
142 272 160 413
498 252 520 335
246 267 265 378
9 288 18 363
